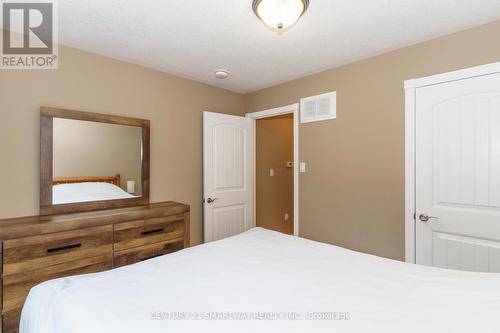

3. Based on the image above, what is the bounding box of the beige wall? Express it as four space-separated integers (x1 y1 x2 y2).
53 119 143 194
256 114 294 235
246 20 500 260
2 20 500 257
0 40 246 246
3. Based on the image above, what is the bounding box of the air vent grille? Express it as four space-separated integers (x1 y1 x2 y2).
300 91 336 123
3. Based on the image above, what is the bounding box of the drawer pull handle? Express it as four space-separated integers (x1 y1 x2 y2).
141 228 164 236
47 243 82 253
140 254 163 261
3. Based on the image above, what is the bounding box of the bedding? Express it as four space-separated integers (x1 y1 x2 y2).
52 182 136 204
20 228 500 333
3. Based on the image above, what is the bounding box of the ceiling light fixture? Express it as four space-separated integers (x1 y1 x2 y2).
252 0 309 32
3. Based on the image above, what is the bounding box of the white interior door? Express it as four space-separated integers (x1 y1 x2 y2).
416 73 500 272
203 112 254 242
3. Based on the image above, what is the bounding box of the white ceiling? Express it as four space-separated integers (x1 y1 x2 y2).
59 0 500 93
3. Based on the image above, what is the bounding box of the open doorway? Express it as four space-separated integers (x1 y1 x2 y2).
246 104 299 236
256 114 294 234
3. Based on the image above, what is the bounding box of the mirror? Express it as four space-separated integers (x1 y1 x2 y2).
40 107 150 215
52 118 143 203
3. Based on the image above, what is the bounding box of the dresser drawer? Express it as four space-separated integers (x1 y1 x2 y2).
3 225 113 275
2 254 112 314
114 239 184 267
114 215 184 251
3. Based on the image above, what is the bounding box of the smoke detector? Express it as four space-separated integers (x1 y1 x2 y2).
215 69 229 80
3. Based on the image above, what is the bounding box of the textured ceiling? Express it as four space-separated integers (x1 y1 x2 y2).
57 0 500 93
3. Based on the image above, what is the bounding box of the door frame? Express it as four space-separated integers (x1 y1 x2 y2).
404 61 500 263
246 103 300 236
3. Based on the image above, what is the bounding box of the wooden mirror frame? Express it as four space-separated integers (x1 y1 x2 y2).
40 106 150 215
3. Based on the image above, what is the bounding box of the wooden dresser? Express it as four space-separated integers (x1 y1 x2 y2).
0 202 190 333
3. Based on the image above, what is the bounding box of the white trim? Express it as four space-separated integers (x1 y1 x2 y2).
404 61 500 89
404 87 416 263
404 60 500 263
247 104 299 119
246 104 300 236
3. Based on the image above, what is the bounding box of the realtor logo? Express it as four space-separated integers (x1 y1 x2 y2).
1 0 58 69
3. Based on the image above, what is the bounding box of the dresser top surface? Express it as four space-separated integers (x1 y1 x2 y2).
0 201 189 240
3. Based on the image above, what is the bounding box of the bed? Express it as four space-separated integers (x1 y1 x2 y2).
52 175 137 205
20 228 500 333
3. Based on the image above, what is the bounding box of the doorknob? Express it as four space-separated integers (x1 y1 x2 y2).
206 197 217 204
419 214 439 222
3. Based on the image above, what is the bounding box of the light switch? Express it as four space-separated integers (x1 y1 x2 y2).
299 162 306 173
270 168 274 177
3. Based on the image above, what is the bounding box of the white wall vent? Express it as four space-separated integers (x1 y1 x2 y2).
300 91 336 123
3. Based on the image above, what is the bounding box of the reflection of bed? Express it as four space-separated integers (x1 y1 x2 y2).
52 175 137 205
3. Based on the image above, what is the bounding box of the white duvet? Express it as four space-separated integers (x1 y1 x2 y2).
20 228 500 333
52 182 136 205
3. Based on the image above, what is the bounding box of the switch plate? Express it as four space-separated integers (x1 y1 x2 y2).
299 162 306 173
270 168 274 177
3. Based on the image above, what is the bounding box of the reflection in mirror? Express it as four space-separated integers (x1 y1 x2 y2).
52 118 143 205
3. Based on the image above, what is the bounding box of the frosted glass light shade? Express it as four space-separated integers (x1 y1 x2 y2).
253 0 309 31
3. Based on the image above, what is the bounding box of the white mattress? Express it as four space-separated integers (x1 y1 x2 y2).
20 228 500 333
52 182 136 205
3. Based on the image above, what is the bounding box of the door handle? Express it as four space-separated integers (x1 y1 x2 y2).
419 214 439 222
206 197 217 204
